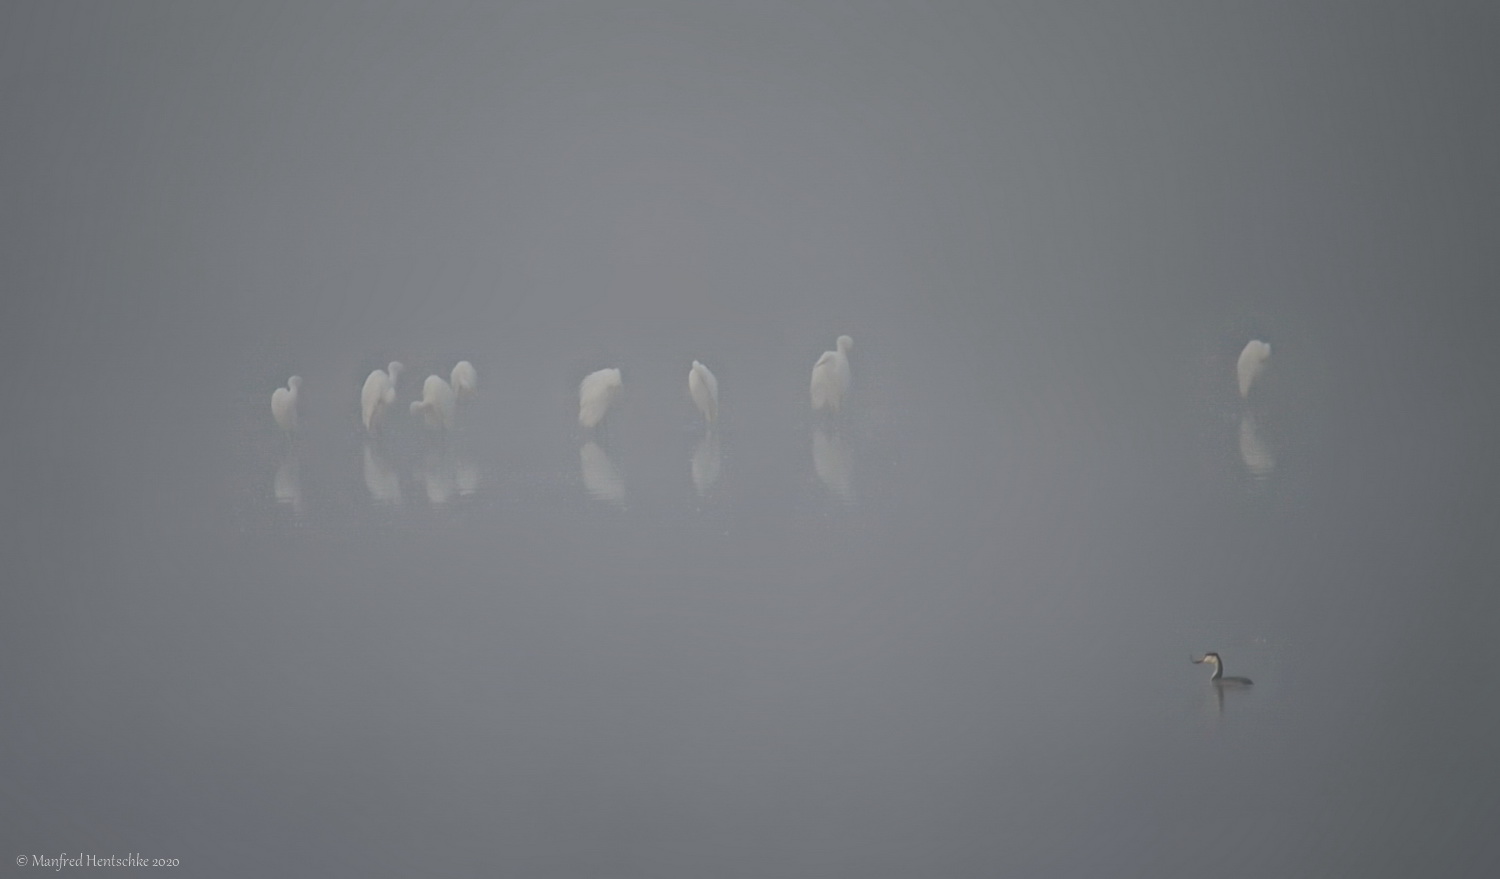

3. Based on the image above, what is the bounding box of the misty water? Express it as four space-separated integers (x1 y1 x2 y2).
4 4 1498 877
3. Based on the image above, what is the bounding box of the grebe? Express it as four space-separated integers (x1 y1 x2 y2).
1194 652 1253 686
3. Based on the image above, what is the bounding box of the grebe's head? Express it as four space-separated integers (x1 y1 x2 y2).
1193 653 1222 666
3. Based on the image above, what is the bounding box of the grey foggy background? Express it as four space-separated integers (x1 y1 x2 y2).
3 1 1498 876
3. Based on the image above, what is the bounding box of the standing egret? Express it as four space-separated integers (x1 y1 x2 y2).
1237 340 1270 399
451 360 477 400
271 376 301 432
689 360 719 424
411 374 457 430
579 368 622 429
810 335 853 412
361 362 404 433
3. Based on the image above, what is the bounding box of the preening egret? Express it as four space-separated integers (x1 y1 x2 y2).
689 360 719 424
410 374 457 430
1237 341 1270 399
451 361 477 400
810 335 853 412
361 362 404 433
271 376 301 432
579 368 622 429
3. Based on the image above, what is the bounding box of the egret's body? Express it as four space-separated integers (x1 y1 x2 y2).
271 376 301 432
451 361 477 400
361 362 404 433
579 368 622 429
411 374 457 430
1194 652 1253 686
689 360 719 424
810 335 853 412
1237 340 1271 399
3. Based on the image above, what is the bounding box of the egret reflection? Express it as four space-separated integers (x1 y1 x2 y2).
417 447 457 506
691 431 721 496
580 441 624 504
1238 413 1275 477
812 429 853 501
455 454 479 497
362 443 402 505
273 450 302 513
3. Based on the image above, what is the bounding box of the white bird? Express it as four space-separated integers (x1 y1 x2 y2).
810 335 853 412
271 376 301 432
579 368 622 429
688 360 719 424
410 374 457 430
1237 340 1271 399
361 362 404 433
451 360 477 400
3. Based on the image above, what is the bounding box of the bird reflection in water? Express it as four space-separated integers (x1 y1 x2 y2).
1238 412 1274 477
580 441 624 505
363 443 402 506
416 447 457 506
273 449 302 514
813 429 853 502
455 454 479 497
691 431 721 497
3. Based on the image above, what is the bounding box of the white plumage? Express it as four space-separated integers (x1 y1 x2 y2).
450 360 477 400
688 360 719 424
271 376 301 432
810 335 853 412
579 368 622 429
410 374 457 430
361 362 403 433
1237 340 1270 399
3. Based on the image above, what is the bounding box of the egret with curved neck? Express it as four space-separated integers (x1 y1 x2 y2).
1193 652 1253 686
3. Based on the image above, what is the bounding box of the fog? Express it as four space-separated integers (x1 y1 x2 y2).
4 2 1498 876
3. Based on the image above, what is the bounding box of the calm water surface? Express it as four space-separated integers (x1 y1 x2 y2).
3 3 1497 876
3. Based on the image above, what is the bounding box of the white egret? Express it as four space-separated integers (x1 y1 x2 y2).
271 376 301 432
410 374 457 430
579 368 622 429
810 335 853 412
1237 340 1270 399
688 360 719 424
451 360 477 400
361 362 404 433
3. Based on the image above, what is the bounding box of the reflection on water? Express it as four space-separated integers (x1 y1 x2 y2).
1239 413 1275 477
455 455 479 497
691 432 721 497
273 449 302 513
580 441 624 504
416 447 457 506
813 429 853 501
362 443 402 506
